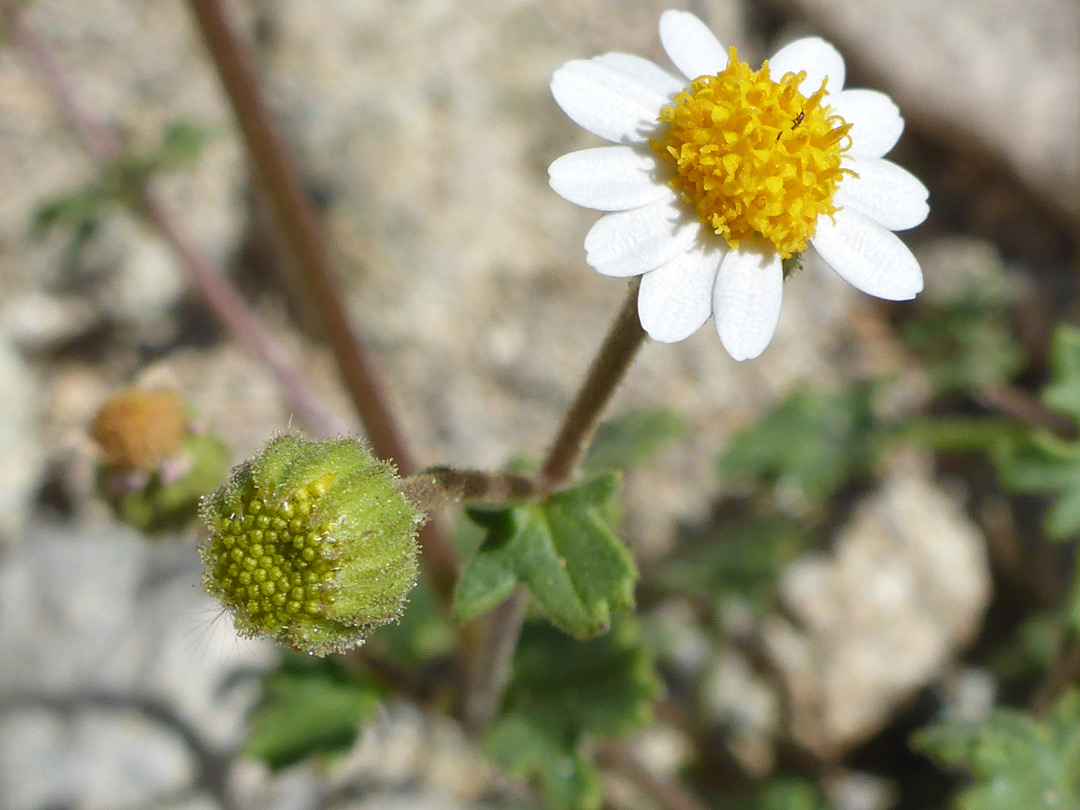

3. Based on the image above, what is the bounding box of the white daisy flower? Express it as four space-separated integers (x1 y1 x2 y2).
549 10 929 360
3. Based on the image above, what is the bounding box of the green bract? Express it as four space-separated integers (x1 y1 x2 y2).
199 434 422 655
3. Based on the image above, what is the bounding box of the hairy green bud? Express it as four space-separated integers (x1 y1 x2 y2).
199 434 422 655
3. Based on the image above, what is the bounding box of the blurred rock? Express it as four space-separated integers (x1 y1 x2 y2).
95 218 187 331
0 707 196 810
825 770 898 810
0 335 44 546
0 291 98 352
764 466 992 758
701 649 781 775
782 0 1080 220
0 522 274 809
0 0 245 322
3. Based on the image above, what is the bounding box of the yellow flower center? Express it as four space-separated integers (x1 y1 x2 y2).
652 47 853 258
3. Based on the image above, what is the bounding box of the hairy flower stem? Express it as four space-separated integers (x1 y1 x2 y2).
465 278 647 733
0 0 344 438
399 467 544 512
183 0 459 601
541 277 648 483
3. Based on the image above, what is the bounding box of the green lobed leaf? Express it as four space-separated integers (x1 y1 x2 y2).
505 618 661 739
245 654 382 771
454 473 637 639
487 617 660 810
912 690 1080 810
717 385 882 509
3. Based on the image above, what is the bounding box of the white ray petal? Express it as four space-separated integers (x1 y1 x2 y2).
659 10 729 81
767 37 846 95
551 56 672 144
713 242 784 361
593 52 686 99
835 156 929 231
549 147 671 211
811 207 923 300
585 196 700 277
638 242 724 342
829 89 905 158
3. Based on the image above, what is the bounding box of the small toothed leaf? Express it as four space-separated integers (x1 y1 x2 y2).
454 473 636 639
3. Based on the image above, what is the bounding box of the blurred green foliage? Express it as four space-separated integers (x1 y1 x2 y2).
902 284 1024 395
716 384 883 511
998 326 1080 539
585 407 685 472
245 654 382 771
33 119 214 256
727 778 834 810
652 513 806 615
913 690 1080 810
487 618 661 810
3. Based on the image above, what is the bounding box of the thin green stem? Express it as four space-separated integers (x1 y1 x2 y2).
183 0 459 602
465 278 647 733
541 277 647 483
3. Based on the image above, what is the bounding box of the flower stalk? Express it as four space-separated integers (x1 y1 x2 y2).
184 0 460 603
465 277 647 732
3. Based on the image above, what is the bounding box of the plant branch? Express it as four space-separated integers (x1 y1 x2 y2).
465 278 647 733
183 0 402 462
399 466 544 512
542 277 647 483
0 0 345 438
976 383 1078 440
183 0 461 601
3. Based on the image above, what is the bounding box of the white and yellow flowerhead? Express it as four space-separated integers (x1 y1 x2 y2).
549 10 929 360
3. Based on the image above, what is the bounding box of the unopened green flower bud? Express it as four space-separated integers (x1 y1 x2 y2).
199 434 422 656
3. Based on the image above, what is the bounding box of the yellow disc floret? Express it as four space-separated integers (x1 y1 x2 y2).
652 47 853 258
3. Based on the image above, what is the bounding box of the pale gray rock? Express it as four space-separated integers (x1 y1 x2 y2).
0 522 275 809
781 0 1080 220
0 335 44 546
0 707 196 810
764 465 992 758
0 291 98 351
0 0 245 322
